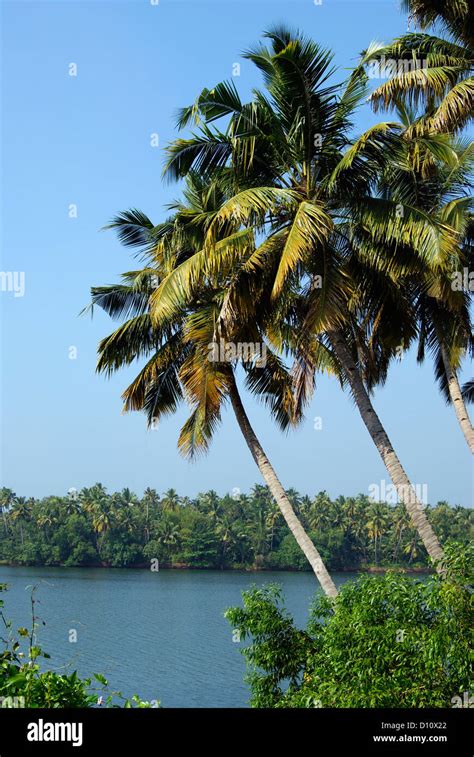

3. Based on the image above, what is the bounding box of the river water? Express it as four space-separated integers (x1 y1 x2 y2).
0 566 358 707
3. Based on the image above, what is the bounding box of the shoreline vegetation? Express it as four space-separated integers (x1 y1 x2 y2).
0 562 435 573
0 485 469 573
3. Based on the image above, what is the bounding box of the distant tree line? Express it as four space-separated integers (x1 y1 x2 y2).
0 485 470 571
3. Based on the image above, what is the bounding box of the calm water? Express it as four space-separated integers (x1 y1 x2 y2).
0 567 356 707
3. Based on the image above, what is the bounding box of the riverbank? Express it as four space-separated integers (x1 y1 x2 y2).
1 489 467 579
0 560 433 573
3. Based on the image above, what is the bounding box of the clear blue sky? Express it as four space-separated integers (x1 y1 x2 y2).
1 0 472 506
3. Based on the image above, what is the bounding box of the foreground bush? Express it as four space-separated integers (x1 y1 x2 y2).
0 585 156 708
226 543 473 707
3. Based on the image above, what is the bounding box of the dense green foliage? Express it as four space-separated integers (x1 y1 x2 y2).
0 584 156 708
225 543 473 707
0 485 470 571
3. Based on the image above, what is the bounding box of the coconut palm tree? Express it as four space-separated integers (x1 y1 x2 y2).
366 502 389 565
88 174 338 597
154 519 181 560
416 302 474 452
142 487 159 543
330 496 347 531
265 500 281 552
392 504 411 562
36 506 57 542
9 498 32 545
307 499 332 534
0 487 15 536
360 0 473 134
326 329 444 566
161 489 181 512
198 490 222 520
403 531 423 564
376 109 473 451
115 503 135 534
215 513 242 564
63 495 82 518
159 27 451 567
115 487 139 509
81 486 114 556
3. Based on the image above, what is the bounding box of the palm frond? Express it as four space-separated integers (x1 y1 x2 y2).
461 378 474 403
272 201 333 297
431 77 474 132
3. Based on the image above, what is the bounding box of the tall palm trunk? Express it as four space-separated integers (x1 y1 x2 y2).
329 329 445 570
145 500 150 544
228 375 338 598
440 345 474 453
1 507 8 536
393 527 404 563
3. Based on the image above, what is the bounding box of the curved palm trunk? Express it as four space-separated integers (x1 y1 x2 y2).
440 346 474 453
228 375 338 598
329 330 445 571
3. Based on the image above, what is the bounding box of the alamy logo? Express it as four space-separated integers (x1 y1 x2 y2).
0 695 24 708
451 692 474 708
0 271 25 297
27 719 83 747
207 339 267 366
368 480 428 506
451 268 474 291
367 55 428 80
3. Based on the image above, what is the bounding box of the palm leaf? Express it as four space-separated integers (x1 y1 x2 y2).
272 201 333 297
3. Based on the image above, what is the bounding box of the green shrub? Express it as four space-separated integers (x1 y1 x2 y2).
225 543 473 707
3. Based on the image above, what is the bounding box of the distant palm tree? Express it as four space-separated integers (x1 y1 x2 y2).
63 496 82 517
36 507 58 542
9 498 32 545
81 486 113 555
155 519 181 559
161 489 181 512
198 490 222 520
142 487 160 543
116 505 135 534
307 492 333 533
89 507 113 542
341 497 367 541
286 488 302 514
215 514 246 564
366 503 389 565
403 531 423 564
392 505 411 562
116 487 139 508
330 497 347 530
265 501 281 551
0 487 15 535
